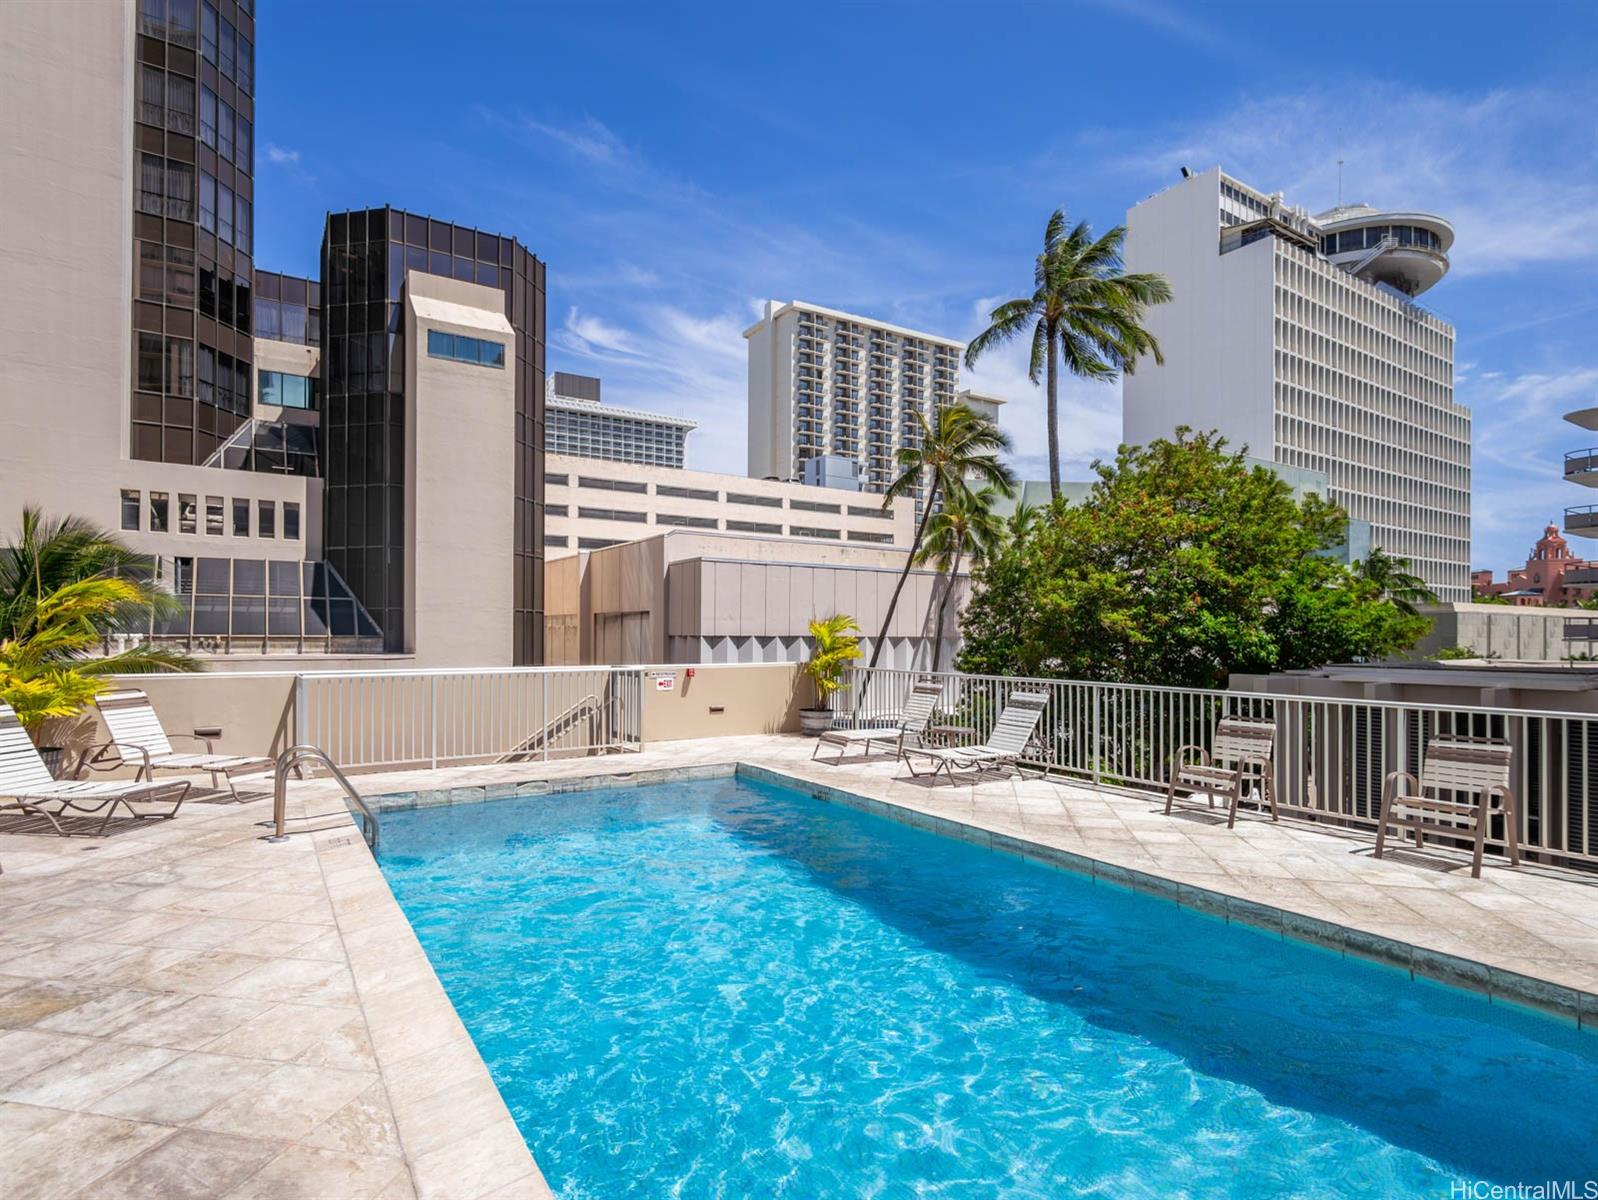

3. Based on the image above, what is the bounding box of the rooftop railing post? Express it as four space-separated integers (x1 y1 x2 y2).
429 675 438 770
1091 684 1102 786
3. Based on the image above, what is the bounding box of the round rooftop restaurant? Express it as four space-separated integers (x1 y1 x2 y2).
1314 202 1454 296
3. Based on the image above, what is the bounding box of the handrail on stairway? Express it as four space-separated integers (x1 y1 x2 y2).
267 744 379 849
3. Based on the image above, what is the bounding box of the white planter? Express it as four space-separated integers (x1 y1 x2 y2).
798 708 833 736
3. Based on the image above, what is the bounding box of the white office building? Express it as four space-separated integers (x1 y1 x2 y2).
745 301 961 511
545 372 697 468
1122 167 1470 601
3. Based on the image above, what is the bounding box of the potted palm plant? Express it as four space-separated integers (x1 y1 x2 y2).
799 614 862 735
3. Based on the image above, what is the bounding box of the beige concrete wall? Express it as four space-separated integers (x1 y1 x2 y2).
404 271 517 666
1412 602 1589 663
0 0 134 535
545 452 913 556
639 663 803 741
542 553 586 665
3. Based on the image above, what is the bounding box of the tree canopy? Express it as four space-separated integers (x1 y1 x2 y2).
956 429 1429 686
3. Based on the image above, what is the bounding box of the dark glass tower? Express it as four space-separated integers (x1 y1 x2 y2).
132 0 257 465
320 208 546 663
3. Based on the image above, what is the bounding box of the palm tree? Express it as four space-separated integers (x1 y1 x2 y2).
864 404 1013 693
917 484 1006 672
0 507 198 674
966 209 1172 498
800 614 863 714
1353 548 1436 616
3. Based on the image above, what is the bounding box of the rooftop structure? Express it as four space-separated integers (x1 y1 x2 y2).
545 372 697 469
1123 166 1469 601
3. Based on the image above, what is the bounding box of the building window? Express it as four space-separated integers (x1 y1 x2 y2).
726 520 781 535
178 493 197 534
544 534 570 548
848 530 895 544
655 485 719 502
137 332 164 392
790 499 841 514
257 500 275 538
727 492 783 508
577 507 647 523
120 490 141 532
258 370 317 410
232 498 249 536
847 504 893 520
654 513 718 529
200 85 217 148
577 537 622 549
200 1 216 63
546 473 569 486
545 504 568 517
577 476 647 494
283 502 300 541
150 492 169 532
205 496 224 536
789 525 841 540
425 329 505 368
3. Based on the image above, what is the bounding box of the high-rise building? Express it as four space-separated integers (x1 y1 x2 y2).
0 2 547 665
745 301 961 510
1122 167 1470 601
544 373 697 468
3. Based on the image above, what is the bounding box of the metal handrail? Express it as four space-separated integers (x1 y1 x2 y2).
267 744 378 850
498 693 601 763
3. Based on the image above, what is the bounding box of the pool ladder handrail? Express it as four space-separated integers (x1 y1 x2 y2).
267 744 378 850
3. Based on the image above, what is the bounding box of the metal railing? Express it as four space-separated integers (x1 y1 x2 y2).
268 745 378 849
840 667 1598 868
294 666 645 772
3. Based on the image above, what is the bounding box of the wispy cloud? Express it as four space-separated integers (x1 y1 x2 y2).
1079 0 1239 56
1117 83 1598 278
264 143 300 165
519 115 633 168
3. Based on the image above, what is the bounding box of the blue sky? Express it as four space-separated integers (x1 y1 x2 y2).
255 0 1598 574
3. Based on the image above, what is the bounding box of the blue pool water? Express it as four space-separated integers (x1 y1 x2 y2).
377 775 1598 1199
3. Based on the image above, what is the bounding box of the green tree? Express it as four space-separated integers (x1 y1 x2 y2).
0 508 197 673
917 485 1006 672
956 429 1428 687
1352 548 1436 616
965 209 1172 498
864 404 1013 689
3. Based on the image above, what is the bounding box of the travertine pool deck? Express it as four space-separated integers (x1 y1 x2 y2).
3 731 1597 1198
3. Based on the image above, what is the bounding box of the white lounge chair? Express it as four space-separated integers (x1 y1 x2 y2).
85 689 273 800
1375 735 1521 879
0 702 191 837
813 680 943 763
900 690 1048 784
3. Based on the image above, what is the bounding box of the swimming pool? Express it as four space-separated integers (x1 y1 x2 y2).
377 772 1598 1199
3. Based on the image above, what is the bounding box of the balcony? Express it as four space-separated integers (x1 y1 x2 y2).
1565 505 1598 535
1565 450 1598 486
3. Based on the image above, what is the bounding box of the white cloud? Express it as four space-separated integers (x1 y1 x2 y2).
1120 83 1598 278
264 143 300 165
519 115 632 167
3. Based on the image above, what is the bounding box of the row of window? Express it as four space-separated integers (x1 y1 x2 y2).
544 525 897 547
425 330 506 368
200 1 253 93
199 267 253 335
1319 226 1444 256
199 345 250 415
545 474 895 515
199 85 251 173
199 170 251 254
122 489 298 540
257 370 316 410
254 298 317 345
137 65 197 138
137 154 195 222
550 503 898 543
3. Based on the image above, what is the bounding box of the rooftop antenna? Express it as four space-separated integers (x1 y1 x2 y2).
1337 158 1344 207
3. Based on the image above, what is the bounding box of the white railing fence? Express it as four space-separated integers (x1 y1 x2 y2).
295 666 645 771
841 666 1598 868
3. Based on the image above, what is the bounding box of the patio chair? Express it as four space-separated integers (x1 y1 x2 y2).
1374 736 1520 879
813 680 943 763
83 689 274 801
900 690 1048 785
0 702 191 837
1164 715 1279 829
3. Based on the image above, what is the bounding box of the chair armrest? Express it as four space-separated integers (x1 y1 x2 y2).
166 732 216 754
1169 744 1210 772
78 740 155 775
1381 770 1420 804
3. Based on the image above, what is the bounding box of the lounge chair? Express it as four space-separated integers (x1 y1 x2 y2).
900 690 1048 784
813 680 943 763
1374 735 1520 879
1164 715 1278 828
84 689 273 800
0 702 191 836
